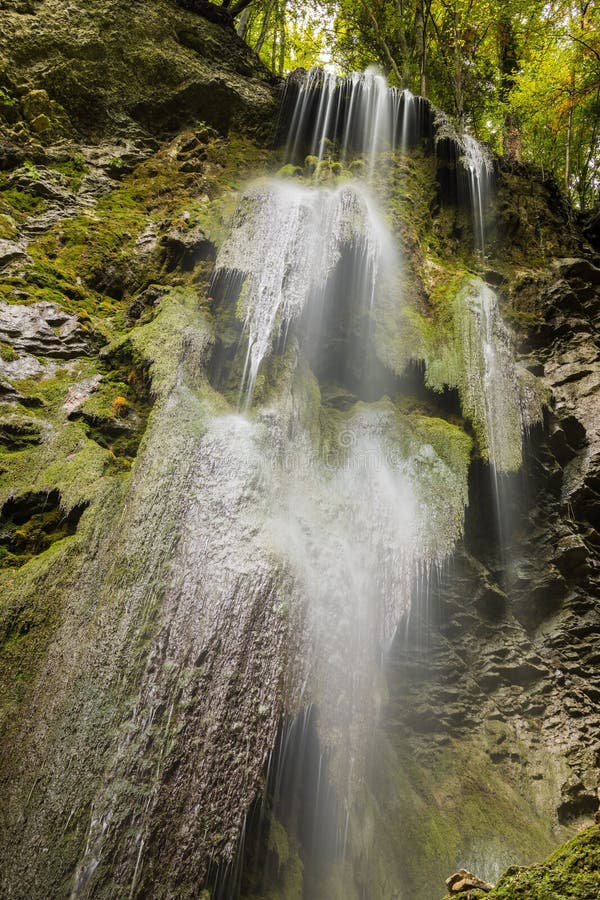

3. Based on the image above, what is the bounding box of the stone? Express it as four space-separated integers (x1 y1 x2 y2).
552 257 600 285
29 113 52 134
0 347 57 381
0 238 29 270
62 375 103 418
554 534 588 575
21 89 51 121
160 224 215 271
0 301 90 359
0 0 277 141
446 869 493 893
0 414 44 449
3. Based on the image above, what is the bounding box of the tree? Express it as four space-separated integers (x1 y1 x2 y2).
189 0 600 208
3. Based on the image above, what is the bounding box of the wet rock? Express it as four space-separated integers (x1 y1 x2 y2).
558 411 587 448
548 422 577 464
0 301 90 359
557 777 599 823
552 257 600 285
474 582 507 621
445 869 493 893
126 285 165 323
554 534 588 576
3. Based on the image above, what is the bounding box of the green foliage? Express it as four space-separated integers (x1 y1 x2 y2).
0 343 18 362
243 0 332 75
233 0 600 208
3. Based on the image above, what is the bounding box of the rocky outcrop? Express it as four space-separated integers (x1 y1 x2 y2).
0 0 277 155
0 301 90 359
362 196 600 898
446 869 493 894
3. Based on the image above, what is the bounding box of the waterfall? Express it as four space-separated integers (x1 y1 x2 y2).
4 67 540 900
457 278 525 474
461 135 493 253
434 110 494 252
209 69 482 895
283 68 432 166
214 180 396 407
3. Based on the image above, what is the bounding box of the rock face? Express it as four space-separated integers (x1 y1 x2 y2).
363 221 600 896
0 8 598 900
0 301 90 358
0 0 277 153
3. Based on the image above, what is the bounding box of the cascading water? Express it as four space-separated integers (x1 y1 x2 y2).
214 180 395 407
455 277 542 556
461 136 493 253
0 66 546 900
283 68 432 166
434 111 494 253
208 71 511 895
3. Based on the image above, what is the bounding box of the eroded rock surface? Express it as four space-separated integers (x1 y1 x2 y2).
0 301 90 358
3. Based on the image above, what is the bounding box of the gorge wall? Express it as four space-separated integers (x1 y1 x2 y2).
0 3 598 899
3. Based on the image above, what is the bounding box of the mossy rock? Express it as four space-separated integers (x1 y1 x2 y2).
0 0 277 140
482 825 600 899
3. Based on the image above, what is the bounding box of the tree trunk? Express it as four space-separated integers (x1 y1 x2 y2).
498 11 522 162
255 0 276 55
363 1 405 86
277 0 288 76
565 84 574 196
415 1 428 97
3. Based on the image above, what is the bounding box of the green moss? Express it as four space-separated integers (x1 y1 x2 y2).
441 826 600 899
0 212 18 240
48 154 87 191
268 819 290 868
409 413 472 482
363 729 565 900
0 342 18 362
277 164 303 178
0 490 87 569
0 187 47 218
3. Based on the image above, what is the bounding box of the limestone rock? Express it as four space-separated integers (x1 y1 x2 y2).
0 301 90 359
160 225 215 271
62 375 103 418
0 413 45 449
0 239 29 270
0 0 277 141
0 348 57 381
446 869 493 893
552 257 600 285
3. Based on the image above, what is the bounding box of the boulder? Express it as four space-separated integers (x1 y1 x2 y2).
552 257 600 285
446 869 493 893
